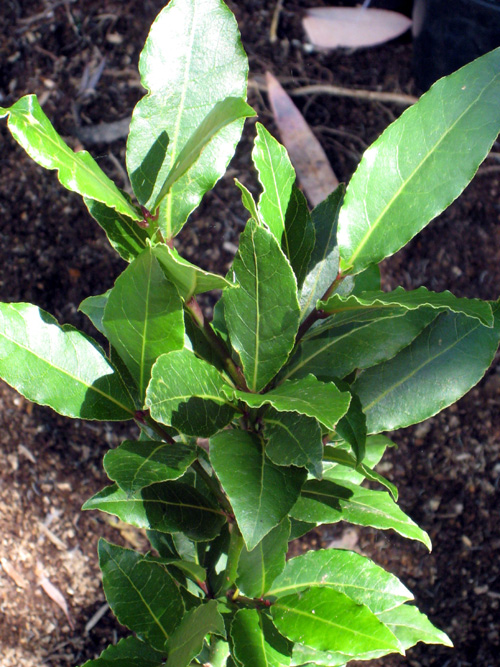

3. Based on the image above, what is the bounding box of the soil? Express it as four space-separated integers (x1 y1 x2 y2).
0 1 499 666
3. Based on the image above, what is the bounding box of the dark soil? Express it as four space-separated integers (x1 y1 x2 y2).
0 1 499 666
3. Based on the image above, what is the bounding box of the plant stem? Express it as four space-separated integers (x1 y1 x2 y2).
185 296 249 391
295 272 347 343
217 523 244 597
140 413 177 444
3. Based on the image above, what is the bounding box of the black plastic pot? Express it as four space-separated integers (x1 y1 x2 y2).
413 0 500 90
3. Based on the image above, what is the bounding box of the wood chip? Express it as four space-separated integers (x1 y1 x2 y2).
36 562 74 629
1 557 28 589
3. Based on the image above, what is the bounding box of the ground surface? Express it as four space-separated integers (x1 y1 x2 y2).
0 1 499 666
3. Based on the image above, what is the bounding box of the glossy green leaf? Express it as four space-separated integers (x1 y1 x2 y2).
288 518 316 541
323 434 394 485
236 518 290 599
103 247 185 401
351 264 381 295
80 636 165 667
84 198 151 263
377 604 453 649
222 220 300 392
354 310 500 434
282 185 315 291
290 643 347 667
146 349 235 437
231 375 351 432
299 186 344 319
271 587 401 655
84 481 226 541
333 387 366 463
210 430 306 550
153 244 235 300
98 539 184 651
103 439 196 494
283 309 436 383
126 0 248 238
231 609 292 667
338 47 500 275
79 290 110 335
0 95 141 219
165 600 225 667
154 97 255 212
290 479 431 549
253 123 295 243
264 410 323 479
323 446 397 500
0 303 135 420
320 286 493 327
234 178 261 223
268 548 412 614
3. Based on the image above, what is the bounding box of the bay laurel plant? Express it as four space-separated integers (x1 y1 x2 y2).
1 0 500 665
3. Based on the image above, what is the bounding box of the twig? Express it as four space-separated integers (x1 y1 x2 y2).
249 77 417 107
270 0 284 43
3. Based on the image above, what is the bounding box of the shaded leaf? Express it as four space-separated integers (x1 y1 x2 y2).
282 185 315 290
103 439 196 494
266 72 339 207
231 609 292 667
146 349 235 437
303 7 411 49
222 220 300 392
354 310 500 433
210 430 306 550
84 482 226 541
0 95 141 219
80 636 165 667
264 410 323 479
290 479 431 548
165 600 225 667
98 539 184 651
126 0 248 238
333 386 366 463
338 47 500 275
0 303 135 420
103 247 185 401
268 548 412 615
271 587 401 655
79 290 110 335
236 518 290 599
153 244 235 300
231 375 351 432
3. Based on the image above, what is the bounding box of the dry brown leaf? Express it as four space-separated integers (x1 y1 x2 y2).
303 7 412 50
266 71 338 207
35 562 74 629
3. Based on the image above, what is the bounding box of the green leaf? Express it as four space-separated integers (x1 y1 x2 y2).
320 286 493 327
153 244 235 300
0 95 141 219
377 604 453 649
323 434 394 485
236 518 290 599
264 410 323 479
154 97 255 212
338 47 500 275
282 185 315 291
234 178 261 223
0 303 135 420
299 186 344 320
290 479 431 549
268 548 412 615
283 309 436 383
222 220 300 392
126 0 249 238
210 430 306 550
231 609 292 667
79 290 111 335
323 446 398 501
165 600 226 667
231 375 351 432
271 587 401 655
80 636 165 667
84 198 151 263
103 247 185 401
253 123 295 243
288 519 316 541
84 481 226 541
354 310 500 434
103 440 197 494
351 264 381 295
98 539 184 652
290 643 347 667
146 349 236 437
333 387 366 463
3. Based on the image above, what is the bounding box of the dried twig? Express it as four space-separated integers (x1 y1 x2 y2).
270 0 284 43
